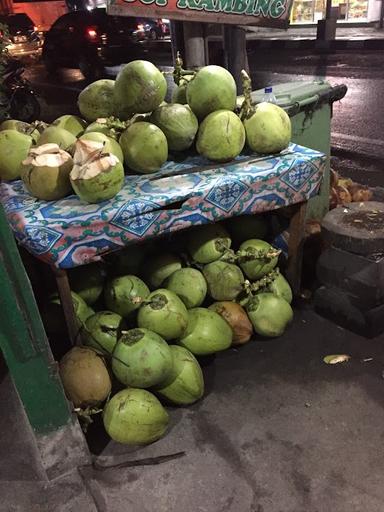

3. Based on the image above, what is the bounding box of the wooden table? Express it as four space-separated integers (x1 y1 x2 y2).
1 143 325 343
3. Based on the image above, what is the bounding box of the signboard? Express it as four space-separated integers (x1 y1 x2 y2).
107 0 293 28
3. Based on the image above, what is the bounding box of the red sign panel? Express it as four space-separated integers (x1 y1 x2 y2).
107 0 293 28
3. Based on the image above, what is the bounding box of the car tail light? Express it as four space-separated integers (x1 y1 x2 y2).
86 27 98 38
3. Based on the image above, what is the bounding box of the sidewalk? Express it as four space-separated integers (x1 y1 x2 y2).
2 308 384 511
244 24 384 50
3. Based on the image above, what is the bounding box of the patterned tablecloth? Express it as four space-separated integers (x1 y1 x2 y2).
0 143 325 269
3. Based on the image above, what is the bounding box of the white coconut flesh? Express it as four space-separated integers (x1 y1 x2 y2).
23 143 72 168
71 138 120 180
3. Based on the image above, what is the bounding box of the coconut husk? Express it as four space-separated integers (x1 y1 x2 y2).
348 183 373 202
71 139 120 180
23 143 72 168
335 185 352 204
329 171 372 209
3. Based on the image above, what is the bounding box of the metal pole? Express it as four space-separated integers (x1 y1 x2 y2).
380 0 384 29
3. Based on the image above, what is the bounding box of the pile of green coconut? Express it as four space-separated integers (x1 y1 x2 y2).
0 58 291 204
53 218 293 445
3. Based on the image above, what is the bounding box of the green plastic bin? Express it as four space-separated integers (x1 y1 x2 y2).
241 80 347 220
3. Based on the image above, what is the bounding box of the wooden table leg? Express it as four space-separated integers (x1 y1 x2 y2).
52 267 79 346
286 201 307 297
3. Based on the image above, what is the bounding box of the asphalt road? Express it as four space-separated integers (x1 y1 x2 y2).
25 45 384 185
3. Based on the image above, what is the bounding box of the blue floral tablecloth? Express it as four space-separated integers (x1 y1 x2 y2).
0 143 325 269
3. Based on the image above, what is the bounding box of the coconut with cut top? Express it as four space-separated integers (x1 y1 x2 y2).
70 138 124 204
21 143 73 200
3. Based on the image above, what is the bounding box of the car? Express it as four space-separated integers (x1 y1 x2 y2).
0 13 42 59
42 8 151 80
138 18 170 40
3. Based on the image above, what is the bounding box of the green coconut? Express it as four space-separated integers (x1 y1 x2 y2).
0 130 33 181
0 119 30 132
150 103 198 151
37 126 76 153
238 239 279 280
113 60 167 119
144 253 182 289
103 388 169 445
203 260 245 301
0 119 40 143
187 223 231 264
82 310 125 355
21 144 73 201
70 158 124 203
79 132 123 163
112 328 173 388
177 307 232 356
104 275 150 318
187 65 237 120
164 268 207 308
119 122 168 174
52 115 87 137
196 110 245 162
67 262 105 305
154 345 204 405
59 346 112 408
243 102 291 154
84 121 116 138
78 79 115 122
227 215 268 246
268 272 293 304
171 75 193 105
70 139 124 203
246 292 293 337
137 289 188 340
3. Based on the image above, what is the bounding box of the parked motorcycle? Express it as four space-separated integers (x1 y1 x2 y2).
0 59 40 123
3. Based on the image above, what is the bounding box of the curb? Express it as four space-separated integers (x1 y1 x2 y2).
331 145 384 163
247 38 384 51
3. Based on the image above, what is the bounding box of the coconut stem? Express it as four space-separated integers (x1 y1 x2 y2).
74 405 103 433
96 116 131 132
172 51 195 85
239 69 255 121
220 248 238 263
244 268 281 295
236 247 281 263
30 120 48 136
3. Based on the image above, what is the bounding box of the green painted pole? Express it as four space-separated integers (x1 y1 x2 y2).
0 204 72 434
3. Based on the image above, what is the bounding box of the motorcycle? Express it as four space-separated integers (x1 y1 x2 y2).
0 59 41 123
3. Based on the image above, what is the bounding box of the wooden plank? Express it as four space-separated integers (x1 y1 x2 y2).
53 267 80 346
286 201 308 296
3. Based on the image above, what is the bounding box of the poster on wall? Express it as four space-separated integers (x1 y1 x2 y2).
107 0 294 28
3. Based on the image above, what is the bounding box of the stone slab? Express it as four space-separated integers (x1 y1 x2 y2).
314 285 384 337
321 202 384 255
316 245 384 307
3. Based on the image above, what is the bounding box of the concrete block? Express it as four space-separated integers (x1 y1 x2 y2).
314 286 384 337
317 246 384 307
